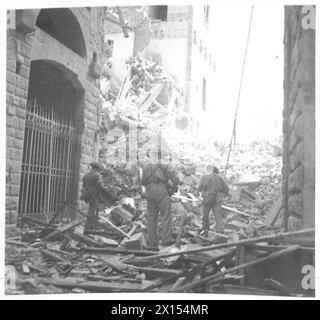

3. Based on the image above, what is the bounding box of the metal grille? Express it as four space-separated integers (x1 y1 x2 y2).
18 100 78 220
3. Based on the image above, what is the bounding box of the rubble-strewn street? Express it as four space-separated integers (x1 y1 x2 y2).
5 5 315 298
5 120 314 295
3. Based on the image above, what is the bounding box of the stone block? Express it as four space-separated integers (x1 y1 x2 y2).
7 71 16 85
12 95 20 107
288 166 303 194
6 128 15 138
289 141 303 172
13 148 23 161
7 211 18 225
6 197 17 211
288 193 303 217
15 87 28 99
287 215 302 231
19 65 30 79
7 84 15 94
17 77 28 91
289 130 299 153
122 232 146 250
17 119 25 131
6 136 14 147
88 62 102 79
5 212 11 225
13 138 23 149
15 130 24 140
15 107 26 119
10 173 21 185
16 10 37 35
10 160 22 173
10 185 20 197
6 60 16 72
110 206 133 226
294 114 304 140
293 91 305 115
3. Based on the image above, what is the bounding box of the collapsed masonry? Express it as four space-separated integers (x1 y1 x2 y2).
6 54 314 295
5 6 315 296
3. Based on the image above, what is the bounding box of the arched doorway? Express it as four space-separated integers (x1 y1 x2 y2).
18 59 84 220
35 8 87 58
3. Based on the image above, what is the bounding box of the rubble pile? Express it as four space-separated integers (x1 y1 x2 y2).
5 208 314 295
7 55 310 296
5 134 287 295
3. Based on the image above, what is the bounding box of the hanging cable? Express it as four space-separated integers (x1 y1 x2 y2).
225 5 254 174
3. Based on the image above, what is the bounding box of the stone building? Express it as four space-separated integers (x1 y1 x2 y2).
282 6 315 231
6 8 107 224
146 5 191 88
185 5 216 139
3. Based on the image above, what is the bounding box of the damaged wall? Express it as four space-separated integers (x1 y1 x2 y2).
282 6 315 230
186 5 218 141
6 8 108 224
145 6 191 87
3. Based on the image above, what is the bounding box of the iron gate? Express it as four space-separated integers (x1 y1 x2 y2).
18 100 78 220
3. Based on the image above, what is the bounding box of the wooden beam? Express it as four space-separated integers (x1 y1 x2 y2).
264 196 283 226
99 216 131 239
39 248 69 264
104 16 133 32
83 246 158 257
38 278 142 292
133 228 314 263
221 205 251 218
116 6 129 38
141 249 236 292
42 219 83 241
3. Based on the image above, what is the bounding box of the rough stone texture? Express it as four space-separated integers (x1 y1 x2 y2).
6 8 108 224
287 215 303 232
289 141 303 172
283 6 315 230
288 193 303 217
288 166 303 195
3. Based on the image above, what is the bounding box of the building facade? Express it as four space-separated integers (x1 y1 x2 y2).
186 5 217 140
6 8 107 224
145 5 191 88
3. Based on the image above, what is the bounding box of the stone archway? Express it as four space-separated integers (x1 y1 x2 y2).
35 8 87 59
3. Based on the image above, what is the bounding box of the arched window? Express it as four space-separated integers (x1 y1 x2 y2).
36 8 87 58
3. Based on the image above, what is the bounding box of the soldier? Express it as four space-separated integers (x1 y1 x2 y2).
141 153 179 250
81 162 105 231
198 165 229 236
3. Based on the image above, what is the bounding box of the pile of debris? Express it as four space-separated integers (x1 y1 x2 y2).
6 52 314 296
96 54 285 236
5 133 314 295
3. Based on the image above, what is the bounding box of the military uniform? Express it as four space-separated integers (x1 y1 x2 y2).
141 162 179 248
198 172 229 234
82 164 105 230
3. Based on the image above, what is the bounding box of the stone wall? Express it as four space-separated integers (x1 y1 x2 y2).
6 7 108 224
283 6 315 230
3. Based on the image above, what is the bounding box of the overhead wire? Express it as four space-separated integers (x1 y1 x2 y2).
225 5 254 174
